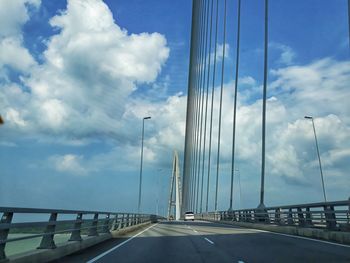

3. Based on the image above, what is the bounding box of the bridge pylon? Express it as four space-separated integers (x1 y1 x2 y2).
167 150 182 220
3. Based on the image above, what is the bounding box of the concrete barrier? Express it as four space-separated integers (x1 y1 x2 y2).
7 222 152 263
210 220 350 245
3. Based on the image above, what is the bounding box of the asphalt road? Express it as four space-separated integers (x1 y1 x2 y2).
55 221 350 263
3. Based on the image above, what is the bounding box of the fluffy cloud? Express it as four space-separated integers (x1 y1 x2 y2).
0 0 184 177
0 0 40 38
49 154 87 175
41 88 188 176
187 57 349 197
270 59 350 121
1 0 169 140
5 108 27 127
0 0 39 73
270 42 296 65
0 38 36 72
242 61 349 189
47 0 168 83
209 43 230 64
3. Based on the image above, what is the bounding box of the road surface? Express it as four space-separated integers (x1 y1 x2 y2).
54 221 350 263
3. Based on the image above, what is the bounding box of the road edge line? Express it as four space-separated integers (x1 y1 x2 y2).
86 223 158 263
208 221 350 248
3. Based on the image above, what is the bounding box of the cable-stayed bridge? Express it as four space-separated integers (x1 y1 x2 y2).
1 0 350 262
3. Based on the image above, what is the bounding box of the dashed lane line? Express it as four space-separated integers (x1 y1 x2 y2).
204 237 214 245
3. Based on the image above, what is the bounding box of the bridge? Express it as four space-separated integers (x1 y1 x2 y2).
0 204 349 262
1 0 350 262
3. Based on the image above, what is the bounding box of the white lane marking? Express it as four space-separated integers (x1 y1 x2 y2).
204 237 214 245
188 225 198 233
86 223 158 263
254 228 350 248
211 222 350 249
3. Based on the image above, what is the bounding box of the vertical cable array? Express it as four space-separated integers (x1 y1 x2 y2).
200 0 214 213
183 0 201 213
189 0 200 212
198 0 209 213
196 0 209 213
183 0 345 216
183 0 227 213
193 0 206 213
206 0 219 212
214 0 227 212
199 0 212 213
183 0 249 213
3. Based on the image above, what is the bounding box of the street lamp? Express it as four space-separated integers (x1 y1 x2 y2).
138 116 151 213
304 116 327 202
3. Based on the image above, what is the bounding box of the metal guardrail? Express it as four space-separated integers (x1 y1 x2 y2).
0 207 161 261
196 200 350 231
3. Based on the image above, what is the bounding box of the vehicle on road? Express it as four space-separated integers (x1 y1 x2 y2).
184 211 194 221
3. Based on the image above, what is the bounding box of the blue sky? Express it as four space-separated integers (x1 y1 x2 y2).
0 0 349 215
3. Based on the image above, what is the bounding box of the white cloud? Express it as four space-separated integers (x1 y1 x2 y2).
270 58 350 121
216 43 230 61
322 148 350 167
47 0 168 83
39 89 188 175
270 42 296 65
39 99 69 130
239 76 256 86
1 0 170 139
0 0 185 176
0 0 40 38
186 57 350 196
239 59 349 188
50 154 87 175
122 92 187 164
5 108 27 127
0 38 36 72
0 0 39 73
209 43 230 64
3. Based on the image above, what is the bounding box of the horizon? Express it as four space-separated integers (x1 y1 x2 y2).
0 0 349 215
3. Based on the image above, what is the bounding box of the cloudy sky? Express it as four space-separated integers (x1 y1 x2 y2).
0 0 349 215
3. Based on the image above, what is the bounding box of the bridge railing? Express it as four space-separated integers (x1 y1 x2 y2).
0 207 160 261
196 200 350 231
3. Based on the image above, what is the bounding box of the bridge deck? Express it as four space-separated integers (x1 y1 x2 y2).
54 221 350 263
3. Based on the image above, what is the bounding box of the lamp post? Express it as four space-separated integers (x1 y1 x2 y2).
138 116 151 213
304 116 327 202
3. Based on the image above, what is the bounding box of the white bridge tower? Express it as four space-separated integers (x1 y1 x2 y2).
167 150 182 220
